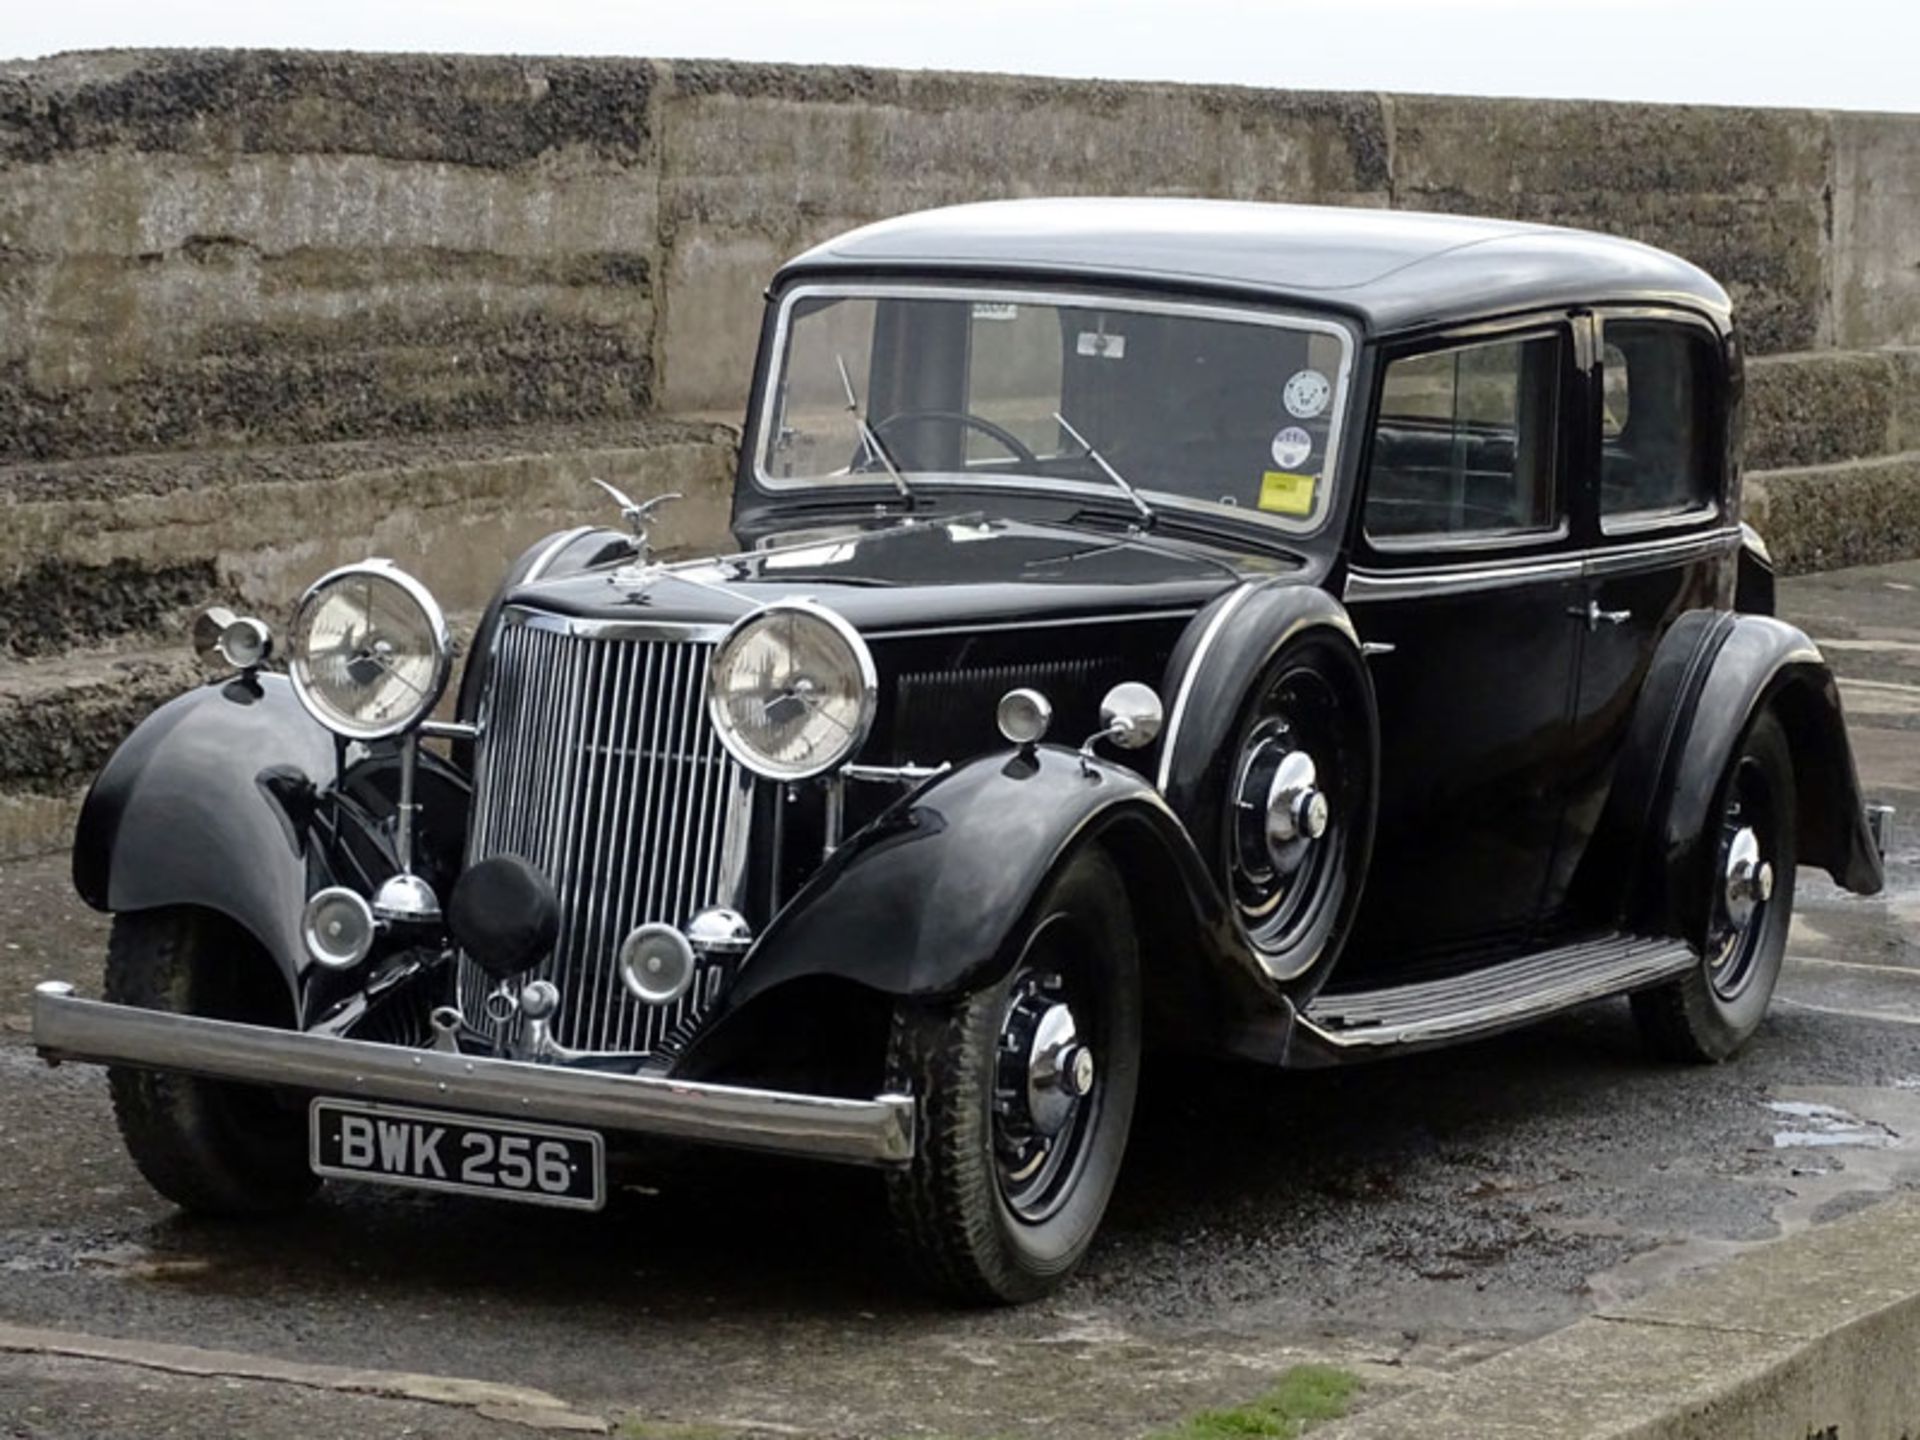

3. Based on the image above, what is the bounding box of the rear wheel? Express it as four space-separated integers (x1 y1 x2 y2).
885 849 1141 1303
1633 712 1797 1063
105 908 318 1215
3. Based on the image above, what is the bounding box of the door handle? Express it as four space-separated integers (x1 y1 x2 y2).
1568 599 1633 630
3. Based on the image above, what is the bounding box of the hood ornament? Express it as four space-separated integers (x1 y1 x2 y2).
590 478 682 570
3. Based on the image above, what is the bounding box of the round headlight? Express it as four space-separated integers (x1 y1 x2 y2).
707 601 876 780
288 561 451 740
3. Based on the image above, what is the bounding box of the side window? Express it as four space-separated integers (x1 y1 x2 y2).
1600 320 1717 526
964 302 1065 462
1365 332 1562 543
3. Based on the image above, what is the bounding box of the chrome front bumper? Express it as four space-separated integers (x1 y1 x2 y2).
31 982 914 1167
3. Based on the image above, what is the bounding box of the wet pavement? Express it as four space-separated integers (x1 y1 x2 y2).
1 562 1916 1438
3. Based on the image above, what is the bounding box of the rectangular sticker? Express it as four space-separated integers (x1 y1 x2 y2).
971 302 1018 321
1258 471 1317 516
1076 331 1127 359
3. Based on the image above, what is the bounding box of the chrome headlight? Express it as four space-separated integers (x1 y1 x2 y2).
288 561 451 740
707 600 876 780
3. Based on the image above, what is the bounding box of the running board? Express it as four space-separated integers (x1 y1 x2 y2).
1300 934 1697 1051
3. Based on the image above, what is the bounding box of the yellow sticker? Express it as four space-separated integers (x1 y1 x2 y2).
1258 470 1316 516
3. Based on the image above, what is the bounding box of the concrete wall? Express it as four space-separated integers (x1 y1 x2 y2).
5 51 1920 458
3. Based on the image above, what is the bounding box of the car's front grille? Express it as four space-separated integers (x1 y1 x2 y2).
458 610 750 1056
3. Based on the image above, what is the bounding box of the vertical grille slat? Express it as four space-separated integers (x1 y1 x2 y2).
460 615 745 1057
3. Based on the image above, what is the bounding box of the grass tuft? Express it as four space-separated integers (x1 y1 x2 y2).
1150 1364 1363 1440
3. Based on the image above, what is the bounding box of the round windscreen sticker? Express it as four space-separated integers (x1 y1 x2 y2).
1283 369 1332 420
1270 425 1313 471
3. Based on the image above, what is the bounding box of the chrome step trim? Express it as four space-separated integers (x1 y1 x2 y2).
1302 934 1696 1049
32 983 914 1167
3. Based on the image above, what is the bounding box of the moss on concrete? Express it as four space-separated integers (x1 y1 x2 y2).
1746 351 1899 472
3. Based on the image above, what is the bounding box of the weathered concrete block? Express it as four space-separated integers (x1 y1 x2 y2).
1387 95 1833 355
653 62 1392 413
0 419 740 647
0 53 665 461
1745 350 1899 472
1747 451 1920 575
1831 113 1920 352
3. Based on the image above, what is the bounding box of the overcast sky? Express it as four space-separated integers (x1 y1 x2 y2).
9 0 1919 113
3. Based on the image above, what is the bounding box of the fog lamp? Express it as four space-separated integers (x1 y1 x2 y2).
302 886 376 970
618 923 696 1006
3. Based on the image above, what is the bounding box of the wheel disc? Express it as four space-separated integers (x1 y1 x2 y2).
991 930 1103 1225
1229 667 1345 953
1707 757 1778 1002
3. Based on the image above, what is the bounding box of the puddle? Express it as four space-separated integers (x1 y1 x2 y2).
1766 1100 1900 1150
1587 1086 1920 1310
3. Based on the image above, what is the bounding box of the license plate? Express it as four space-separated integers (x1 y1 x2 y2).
309 1099 604 1211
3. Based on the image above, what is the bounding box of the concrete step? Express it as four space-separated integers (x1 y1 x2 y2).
1746 348 1920 472
0 606 488 862
0 418 739 659
1747 449 1920 575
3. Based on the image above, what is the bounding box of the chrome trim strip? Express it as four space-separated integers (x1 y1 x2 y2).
501 608 733 644
33 983 914 1167
1298 936 1695 1049
1582 527 1739 578
753 280 1359 538
1346 558 1584 602
873 607 1203 642
1346 526 1740 601
1155 583 1254 792
522 525 596 585
1599 504 1720 538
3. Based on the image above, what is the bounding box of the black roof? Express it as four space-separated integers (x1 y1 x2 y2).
777 198 1733 336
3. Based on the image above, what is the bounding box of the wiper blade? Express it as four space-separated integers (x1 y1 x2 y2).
835 354 913 505
1053 411 1155 529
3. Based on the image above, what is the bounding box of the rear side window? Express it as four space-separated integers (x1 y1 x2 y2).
1600 320 1717 526
1364 333 1562 544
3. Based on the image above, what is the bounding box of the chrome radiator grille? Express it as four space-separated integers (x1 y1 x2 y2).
459 611 749 1056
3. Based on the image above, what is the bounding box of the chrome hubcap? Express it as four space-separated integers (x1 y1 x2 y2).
1722 825 1774 931
1264 750 1330 848
1025 1001 1094 1136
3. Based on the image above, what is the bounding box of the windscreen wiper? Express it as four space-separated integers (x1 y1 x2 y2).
835 355 914 505
1053 411 1155 529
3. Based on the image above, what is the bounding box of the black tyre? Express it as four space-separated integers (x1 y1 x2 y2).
105 908 319 1216
1633 711 1797 1063
1218 634 1374 987
885 848 1141 1304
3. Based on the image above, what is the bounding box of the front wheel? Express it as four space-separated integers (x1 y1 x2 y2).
1633 711 1798 1063
105 908 319 1216
884 849 1141 1304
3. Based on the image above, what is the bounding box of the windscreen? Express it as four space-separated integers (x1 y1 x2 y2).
757 286 1353 533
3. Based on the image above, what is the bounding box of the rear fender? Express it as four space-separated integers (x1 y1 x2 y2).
1589 611 1884 937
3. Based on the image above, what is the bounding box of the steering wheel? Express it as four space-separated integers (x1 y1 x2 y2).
858 409 1043 471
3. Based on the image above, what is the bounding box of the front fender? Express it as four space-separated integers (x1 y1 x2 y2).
72 674 470 1011
723 746 1255 1013
73 676 341 997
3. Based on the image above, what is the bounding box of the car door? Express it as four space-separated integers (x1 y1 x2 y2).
1342 318 1585 970
1551 310 1738 912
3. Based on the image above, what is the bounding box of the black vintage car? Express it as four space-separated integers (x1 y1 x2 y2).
36 199 1891 1303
